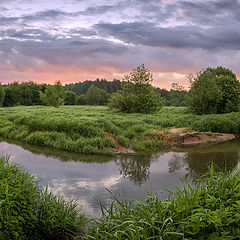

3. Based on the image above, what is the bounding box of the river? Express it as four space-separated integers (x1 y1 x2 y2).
0 139 239 217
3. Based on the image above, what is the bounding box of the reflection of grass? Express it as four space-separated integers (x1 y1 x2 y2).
0 155 86 240
86 168 240 239
0 106 240 154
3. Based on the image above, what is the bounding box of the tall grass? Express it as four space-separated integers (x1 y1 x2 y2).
0 106 240 154
86 167 240 239
0 155 86 240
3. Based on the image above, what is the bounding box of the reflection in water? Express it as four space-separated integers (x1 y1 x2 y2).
0 138 240 216
116 154 152 185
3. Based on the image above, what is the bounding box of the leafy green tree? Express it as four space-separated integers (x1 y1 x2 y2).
0 83 5 107
40 81 65 107
65 91 77 105
86 85 108 105
188 67 240 114
108 64 164 113
77 95 86 105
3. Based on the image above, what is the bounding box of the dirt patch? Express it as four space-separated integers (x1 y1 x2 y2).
170 130 235 147
104 132 134 153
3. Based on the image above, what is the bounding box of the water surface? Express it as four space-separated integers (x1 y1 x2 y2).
0 139 239 217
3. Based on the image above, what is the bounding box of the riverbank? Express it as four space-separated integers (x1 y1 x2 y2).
0 106 239 154
2 152 240 239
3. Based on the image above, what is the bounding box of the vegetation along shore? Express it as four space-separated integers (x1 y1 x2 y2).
0 106 239 154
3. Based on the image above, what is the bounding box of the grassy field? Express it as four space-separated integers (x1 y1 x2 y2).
0 106 240 154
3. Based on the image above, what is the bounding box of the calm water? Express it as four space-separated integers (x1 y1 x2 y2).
0 139 240 217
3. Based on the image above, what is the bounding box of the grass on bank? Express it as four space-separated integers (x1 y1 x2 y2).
0 155 86 240
86 166 240 240
0 106 240 154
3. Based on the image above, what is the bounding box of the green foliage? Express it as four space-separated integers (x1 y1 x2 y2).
86 170 240 239
2 82 46 107
65 91 77 105
77 94 86 105
40 81 65 107
65 79 122 95
0 83 5 107
86 85 108 105
108 64 164 113
188 66 240 114
0 155 86 240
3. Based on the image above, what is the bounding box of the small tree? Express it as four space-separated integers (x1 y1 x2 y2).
188 67 240 114
65 91 77 105
86 85 108 105
40 81 65 107
108 64 164 113
0 83 5 107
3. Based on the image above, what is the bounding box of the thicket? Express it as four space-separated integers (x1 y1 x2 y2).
86 168 240 239
188 66 240 114
109 65 164 113
0 155 86 240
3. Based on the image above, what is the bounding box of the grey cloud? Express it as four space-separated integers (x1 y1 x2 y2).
95 21 240 50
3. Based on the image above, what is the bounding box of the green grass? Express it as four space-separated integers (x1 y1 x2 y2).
0 155 86 240
85 166 240 239
0 106 240 154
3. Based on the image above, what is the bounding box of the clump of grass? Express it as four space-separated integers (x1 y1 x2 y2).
0 155 87 240
86 167 240 239
133 140 166 151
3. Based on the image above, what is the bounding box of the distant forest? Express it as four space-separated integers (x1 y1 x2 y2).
1 79 187 107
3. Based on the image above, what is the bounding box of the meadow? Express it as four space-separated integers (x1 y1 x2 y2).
0 106 240 154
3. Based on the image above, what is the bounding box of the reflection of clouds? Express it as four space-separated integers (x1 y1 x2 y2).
1 140 240 218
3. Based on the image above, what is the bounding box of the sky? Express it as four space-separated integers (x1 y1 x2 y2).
0 0 239 89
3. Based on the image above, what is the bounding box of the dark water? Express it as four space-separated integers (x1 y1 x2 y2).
0 139 240 217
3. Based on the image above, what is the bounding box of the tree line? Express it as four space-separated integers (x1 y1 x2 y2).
1 65 238 115
0 77 187 108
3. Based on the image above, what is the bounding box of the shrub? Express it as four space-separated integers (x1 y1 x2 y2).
65 91 77 105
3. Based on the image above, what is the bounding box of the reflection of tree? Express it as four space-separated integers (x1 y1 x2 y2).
115 154 153 186
168 142 240 181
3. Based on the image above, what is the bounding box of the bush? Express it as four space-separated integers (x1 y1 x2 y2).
188 66 240 114
65 91 77 105
108 64 164 113
86 85 108 105
77 94 86 105
0 155 86 240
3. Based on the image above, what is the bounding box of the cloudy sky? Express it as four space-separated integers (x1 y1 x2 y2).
0 0 239 88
